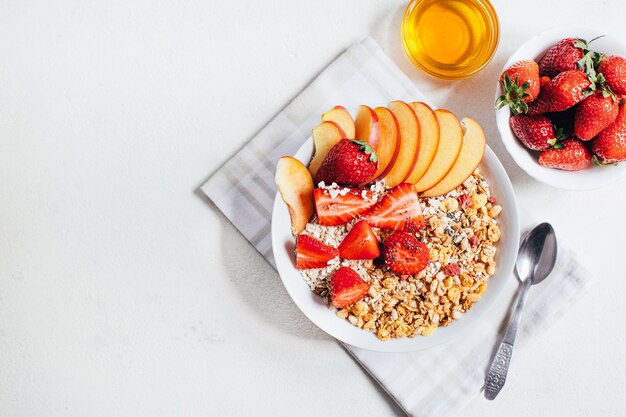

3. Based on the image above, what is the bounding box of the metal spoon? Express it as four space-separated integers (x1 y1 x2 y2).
484 222 557 400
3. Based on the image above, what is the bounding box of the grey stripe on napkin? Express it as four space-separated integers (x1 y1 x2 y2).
200 37 596 417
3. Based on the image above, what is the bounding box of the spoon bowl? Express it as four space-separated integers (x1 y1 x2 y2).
515 223 558 285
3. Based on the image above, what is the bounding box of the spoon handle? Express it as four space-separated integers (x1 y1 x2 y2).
484 279 531 400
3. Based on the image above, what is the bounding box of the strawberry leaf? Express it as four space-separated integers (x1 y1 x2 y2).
352 140 378 163
592 154 617 167
496 74 530 115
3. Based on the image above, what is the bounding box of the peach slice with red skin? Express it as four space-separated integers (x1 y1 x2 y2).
413 110 463 192
275 156 315 235
322 106 355 139
308 121 345 176
421 117 486 197
373 106 400 179
354 105 381 151
405 102 440 184
382 101 420 188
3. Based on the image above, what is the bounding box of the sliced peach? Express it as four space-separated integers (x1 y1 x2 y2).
322 106 355 139
413 110 463 192
405 102 440 184
354 105 381 150
308 121 345 176
421 117 486 197
382 101 420 188
373 107 400 179
275 156 315 235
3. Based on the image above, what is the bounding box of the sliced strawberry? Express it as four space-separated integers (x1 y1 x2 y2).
330 267 370 308
382 232 429 275
338 220 380 260
314 187 377 226
362 183 424 232
469 236 479 247
295 234 339 270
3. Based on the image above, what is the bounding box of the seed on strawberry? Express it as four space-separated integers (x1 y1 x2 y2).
382 232 429 276
295 234 339 270
528 70 593 115
573 91 619 140
314 139 378 187
330 266 370 309
598 55 626 95
338 220 380 260
538 138 592 171
509 114 563 151
496 60 540 114
539 37 601 78
592 102 626 164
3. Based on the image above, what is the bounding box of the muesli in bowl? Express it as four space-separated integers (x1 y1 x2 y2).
274 101 507 342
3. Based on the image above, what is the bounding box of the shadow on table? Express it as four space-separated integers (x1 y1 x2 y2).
194 187 328 342
196 187 405 416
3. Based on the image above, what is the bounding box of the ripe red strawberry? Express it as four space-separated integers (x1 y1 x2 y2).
496 60 541 114
330 267 370 308
509 114 563 150
314 139 378 187
295 234 339 270
363 183 424 232
592 102 626 164
528 70 592 115
539 37 598 78
457 193 473 209
314 187 377 226
598 55 626 95
573 91 619 140
538 138 592 171
338 220 380 260
382 232 429 275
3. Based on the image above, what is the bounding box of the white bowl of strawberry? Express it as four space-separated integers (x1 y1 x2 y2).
496 26 626 189
272 102 520 352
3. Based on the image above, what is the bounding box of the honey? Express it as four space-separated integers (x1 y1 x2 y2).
402 0 499 79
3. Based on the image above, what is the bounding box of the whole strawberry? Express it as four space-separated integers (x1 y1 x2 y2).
528 70 592 115
510 114 563 150
538 138 592 171
539 37 599 78
573 91 619 140
314 139 378 187
496 60 540 114
598 55 626 95
592 102 626 164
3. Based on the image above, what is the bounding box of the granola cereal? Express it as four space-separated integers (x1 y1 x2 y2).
299 169 503 340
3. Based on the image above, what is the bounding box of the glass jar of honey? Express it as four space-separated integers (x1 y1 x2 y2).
402 0 499 80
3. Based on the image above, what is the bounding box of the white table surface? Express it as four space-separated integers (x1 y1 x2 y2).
1 1 624 416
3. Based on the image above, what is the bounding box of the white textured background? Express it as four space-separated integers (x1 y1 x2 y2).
1 0 624 416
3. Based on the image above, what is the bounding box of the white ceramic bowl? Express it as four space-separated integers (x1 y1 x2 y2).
495 26 626 190
271 138 520 352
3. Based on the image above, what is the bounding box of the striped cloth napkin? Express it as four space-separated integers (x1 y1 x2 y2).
201 37 595 417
